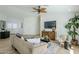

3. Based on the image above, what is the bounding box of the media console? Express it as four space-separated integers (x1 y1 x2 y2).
42 31 55 40
0 31 10 39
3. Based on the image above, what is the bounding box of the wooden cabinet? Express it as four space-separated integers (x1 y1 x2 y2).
42 31 55 40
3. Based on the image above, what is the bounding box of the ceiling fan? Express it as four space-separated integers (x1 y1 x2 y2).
32 6 47 14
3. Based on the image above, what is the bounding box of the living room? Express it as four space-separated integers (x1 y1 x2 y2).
0 5 79 54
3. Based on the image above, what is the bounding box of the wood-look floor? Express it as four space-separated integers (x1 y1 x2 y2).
0 35 79 54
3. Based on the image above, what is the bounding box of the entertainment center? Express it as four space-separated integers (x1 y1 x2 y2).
42 31 55 40
42 21 56 40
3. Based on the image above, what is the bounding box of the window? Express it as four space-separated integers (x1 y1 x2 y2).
13 23 17 29
7 23 17 29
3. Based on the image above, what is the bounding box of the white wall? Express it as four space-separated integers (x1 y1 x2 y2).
0 13 40 35
0 14 7 21
23 15 40 35
40 12 76 40
0 14 23 34
0 5 79 38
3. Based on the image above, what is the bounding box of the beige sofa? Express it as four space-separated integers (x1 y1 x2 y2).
12 36 48 54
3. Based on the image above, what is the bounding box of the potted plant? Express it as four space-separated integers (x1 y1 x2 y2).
65 15 79 45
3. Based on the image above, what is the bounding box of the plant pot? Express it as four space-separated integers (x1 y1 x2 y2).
71 39 78 46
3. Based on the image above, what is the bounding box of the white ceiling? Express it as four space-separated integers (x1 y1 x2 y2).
47 5 79 13
0 5 79 19
0 5 35 18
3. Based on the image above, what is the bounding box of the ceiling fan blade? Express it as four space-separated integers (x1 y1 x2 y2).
33 7 38 11
32 11 37 12
40 11 47 13
40 8 46 10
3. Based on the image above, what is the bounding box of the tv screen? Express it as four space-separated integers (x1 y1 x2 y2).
44 21 56 29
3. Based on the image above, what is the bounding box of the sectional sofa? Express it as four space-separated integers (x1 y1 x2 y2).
11 36 48 54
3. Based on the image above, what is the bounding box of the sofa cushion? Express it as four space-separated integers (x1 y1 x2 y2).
27 38 40 44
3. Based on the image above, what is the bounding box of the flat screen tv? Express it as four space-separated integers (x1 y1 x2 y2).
44 21 56 29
